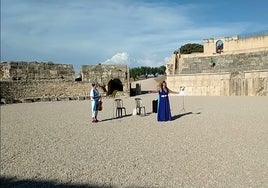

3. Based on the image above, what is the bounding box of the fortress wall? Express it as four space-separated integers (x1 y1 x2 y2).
244 70 268 96
203 38 217 54
167 49 268 96
224 35 268 53
0 61 75 81
166 35 268 96
167 73 231 96
0 62 131 104
0 81 91 104
82 64 129 83
179 50 268 74
167 70 268 96
203 34 268 54
82 64 130 92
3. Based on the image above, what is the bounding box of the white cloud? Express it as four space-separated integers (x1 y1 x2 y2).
102 52 130 65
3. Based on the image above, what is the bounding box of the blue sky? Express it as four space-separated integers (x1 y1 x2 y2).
1 0 268 73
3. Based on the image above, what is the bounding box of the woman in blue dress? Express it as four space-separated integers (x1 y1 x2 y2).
157 81 179 121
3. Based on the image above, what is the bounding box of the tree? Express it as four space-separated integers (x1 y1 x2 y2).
151 67 158 77
179 43 203 54
158 65 166 75
130 67 140 81
140 66 148 77
130 65 166 80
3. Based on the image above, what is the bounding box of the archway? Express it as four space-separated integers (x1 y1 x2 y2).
107 78 123 95
216 40 223 53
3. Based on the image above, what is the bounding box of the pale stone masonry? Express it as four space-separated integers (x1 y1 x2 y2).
0 61 74 81
0 62 130 104
166 34 268 96
0 80 91 104
81 64 130 95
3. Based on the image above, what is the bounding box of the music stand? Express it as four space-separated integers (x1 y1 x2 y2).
179 86 186 112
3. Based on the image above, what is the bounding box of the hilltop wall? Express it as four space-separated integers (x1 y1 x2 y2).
0 61 74 81
203 34 268 54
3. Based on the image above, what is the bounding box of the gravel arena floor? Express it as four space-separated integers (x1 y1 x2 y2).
1 94 268 188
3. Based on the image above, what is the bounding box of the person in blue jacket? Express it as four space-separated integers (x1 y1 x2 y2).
90 83 100 123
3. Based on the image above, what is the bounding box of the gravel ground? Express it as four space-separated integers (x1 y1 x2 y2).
1 94 268 188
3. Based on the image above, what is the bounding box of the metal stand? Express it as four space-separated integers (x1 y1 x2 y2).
180 95 186 112
179 86 186 112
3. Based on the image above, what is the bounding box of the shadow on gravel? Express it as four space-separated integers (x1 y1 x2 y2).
0 176 157 188
100 113 132 122
0 176 112 188
172 111 201 121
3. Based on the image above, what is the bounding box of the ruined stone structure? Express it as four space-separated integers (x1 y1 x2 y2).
0 62 130 104
81 64 130 95
166 34 268 96
1 33 267 103
0 61 74 81
0 80 91 104
0 61 89 104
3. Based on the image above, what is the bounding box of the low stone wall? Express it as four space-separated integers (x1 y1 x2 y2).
167 70 268 96
0 81 92 104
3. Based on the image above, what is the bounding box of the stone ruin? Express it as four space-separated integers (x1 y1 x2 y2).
1 33 267 103
0 61 130 104
166 33 268 96
81 64 130 95
0 61 74 81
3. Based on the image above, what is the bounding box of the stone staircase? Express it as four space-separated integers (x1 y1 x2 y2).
179 50 268 75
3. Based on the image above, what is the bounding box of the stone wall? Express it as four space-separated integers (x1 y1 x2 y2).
0 61 75 81
167 73 231 96
244 70 268 96
166 34 268 96
167 70 268 96
0 80 92 104
0 62 132 104
82 64 129 83
81 64 130 94
179 50 268 74
203 34 268 54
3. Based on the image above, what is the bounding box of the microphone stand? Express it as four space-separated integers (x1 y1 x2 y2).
181 94 186 112
180 87 186 112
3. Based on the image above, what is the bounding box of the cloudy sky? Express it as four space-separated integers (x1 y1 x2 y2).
1 0 268 72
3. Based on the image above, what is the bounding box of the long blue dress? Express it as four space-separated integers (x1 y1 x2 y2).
157 89 172 121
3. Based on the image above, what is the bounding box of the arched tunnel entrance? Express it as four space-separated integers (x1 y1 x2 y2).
107 78 123 95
